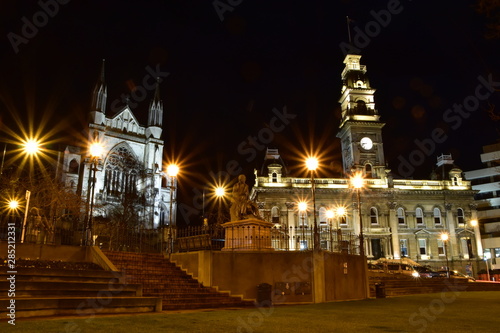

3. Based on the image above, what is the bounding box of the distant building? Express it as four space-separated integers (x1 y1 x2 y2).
59 61 175 234
251 54 482 272
464 143 500 269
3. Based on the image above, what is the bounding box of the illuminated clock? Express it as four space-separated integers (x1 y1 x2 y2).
360 137 373 150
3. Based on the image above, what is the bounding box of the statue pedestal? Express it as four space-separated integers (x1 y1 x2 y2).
222 219 274 251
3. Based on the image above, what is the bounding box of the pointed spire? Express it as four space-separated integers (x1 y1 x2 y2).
148 77 163 127
91 59 107 114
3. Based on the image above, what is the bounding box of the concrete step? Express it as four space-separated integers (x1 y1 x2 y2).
0 296 161 318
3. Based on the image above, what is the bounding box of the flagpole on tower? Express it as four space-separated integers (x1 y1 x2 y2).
346 16 352 45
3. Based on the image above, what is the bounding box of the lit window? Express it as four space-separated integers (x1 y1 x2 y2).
437 240 445 255
397 208 405 224
416 208 424 225
434 208 442 225
370 207 378 224
400 239 408 257
457 208 465 225
418 239 427 255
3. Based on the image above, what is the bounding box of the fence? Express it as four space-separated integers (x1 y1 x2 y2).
0 220 360 255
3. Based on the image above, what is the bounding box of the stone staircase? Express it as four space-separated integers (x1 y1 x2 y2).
0 266 161 318
103 251 254 310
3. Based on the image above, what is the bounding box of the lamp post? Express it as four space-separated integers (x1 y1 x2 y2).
84 142 103 246
215 186 225 225
298 201 307 250
20 138 40 243
305 157 319 251
336 206 346 252
441 233 450 278
166 164 179 254
326 209 335 251
351 173 365 257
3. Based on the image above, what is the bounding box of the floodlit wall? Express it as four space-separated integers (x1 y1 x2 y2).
171 250 367 303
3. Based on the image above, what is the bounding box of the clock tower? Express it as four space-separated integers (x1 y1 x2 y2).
336 54 387 179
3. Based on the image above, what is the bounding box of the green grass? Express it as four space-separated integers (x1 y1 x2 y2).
2 292 500 332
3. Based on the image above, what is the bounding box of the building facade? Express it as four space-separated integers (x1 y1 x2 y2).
464 143 500 269
60 61 175 234
251 54 482 273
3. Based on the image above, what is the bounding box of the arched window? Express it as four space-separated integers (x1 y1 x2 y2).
104 145 140 198
416 208 424 225
365 164 372 178
457 208 465 225
272 172 277 183
68 159 79 174
434 208 442 225
370 207 378 224
356 100 368 114
271 206 280 223
397 208 405 224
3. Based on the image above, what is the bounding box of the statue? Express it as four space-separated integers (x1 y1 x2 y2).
230 174 261 221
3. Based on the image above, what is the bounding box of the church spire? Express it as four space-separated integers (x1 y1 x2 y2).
148 77 163 128
91 59 107 114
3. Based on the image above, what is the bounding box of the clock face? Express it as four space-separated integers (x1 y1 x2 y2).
360 137 373 150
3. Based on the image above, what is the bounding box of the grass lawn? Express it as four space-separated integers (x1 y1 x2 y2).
2 291 500 332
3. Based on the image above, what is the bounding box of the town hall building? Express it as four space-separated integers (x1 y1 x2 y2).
251 54 483 272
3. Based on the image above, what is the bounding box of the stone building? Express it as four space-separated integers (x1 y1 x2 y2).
251 54 482 272
59 61 175 234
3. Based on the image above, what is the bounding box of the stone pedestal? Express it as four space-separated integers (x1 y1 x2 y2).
222 218 274 251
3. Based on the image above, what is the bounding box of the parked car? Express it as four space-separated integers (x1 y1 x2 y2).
413 266 441 278
436 270 475 281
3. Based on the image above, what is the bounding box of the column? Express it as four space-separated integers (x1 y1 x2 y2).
388 202 400 259
445 203 458 258
470 204 483 258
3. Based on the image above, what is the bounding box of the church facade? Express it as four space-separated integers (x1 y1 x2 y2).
251 54 483 272
59 61 175 237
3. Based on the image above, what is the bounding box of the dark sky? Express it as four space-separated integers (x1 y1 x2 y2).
1 0 499 223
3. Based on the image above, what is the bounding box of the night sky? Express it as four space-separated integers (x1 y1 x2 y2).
1 1 499 223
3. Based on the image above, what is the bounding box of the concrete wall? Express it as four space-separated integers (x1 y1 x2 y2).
0 243 91 262
171 250 367 303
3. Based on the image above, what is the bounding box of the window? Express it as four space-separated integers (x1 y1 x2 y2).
365 164 372 178
319 207 327 225
272 172 277 183
397 208 405 224
416 208 424 225
400 239 408 257
370 207 378 224
457 208 465 225
418 239 427 255
437 240 445 255
271 206 280 223
68 159 79 174
433 208 442 225
339 215 347 226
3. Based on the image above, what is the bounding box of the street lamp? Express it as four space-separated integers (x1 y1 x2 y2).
441 233 450 278
215 186 225 225
305 157 319 251
166 164 179 253
298 201 307 250
84 141 103 246
326 209 335 251
351 173 365 257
